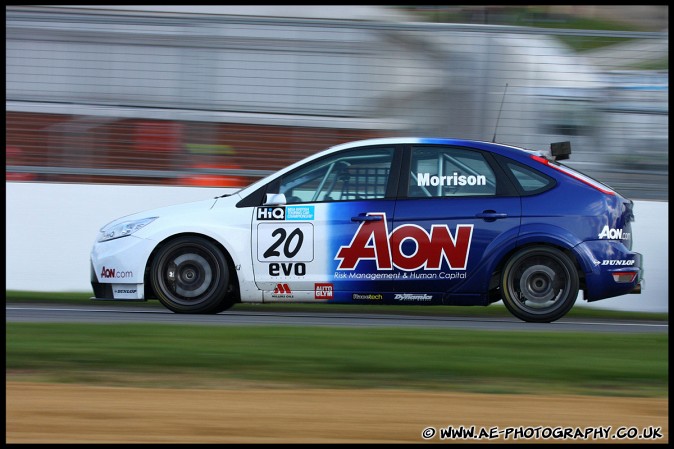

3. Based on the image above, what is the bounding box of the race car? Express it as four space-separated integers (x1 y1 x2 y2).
90 137 643 322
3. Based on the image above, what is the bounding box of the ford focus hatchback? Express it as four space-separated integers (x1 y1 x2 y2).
91 138 643 322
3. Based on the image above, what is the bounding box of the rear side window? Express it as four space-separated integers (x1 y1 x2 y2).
408 146 497 197
505 161 555 194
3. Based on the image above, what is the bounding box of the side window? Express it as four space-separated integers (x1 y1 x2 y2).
278 147 394 203
505 162 555 194
408 146 497 197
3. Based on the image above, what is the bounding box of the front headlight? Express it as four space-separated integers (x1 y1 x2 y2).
98 217 157 242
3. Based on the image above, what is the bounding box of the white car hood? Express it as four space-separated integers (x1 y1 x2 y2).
102 197 221 229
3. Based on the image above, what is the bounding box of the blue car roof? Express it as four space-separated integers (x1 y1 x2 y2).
332 137 541 162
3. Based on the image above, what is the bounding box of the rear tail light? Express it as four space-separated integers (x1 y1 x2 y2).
612 272 637 283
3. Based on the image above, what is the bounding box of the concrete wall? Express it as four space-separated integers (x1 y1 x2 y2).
5 182 668 312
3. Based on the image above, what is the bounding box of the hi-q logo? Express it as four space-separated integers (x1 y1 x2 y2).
335 213 473 271
257 207 285 220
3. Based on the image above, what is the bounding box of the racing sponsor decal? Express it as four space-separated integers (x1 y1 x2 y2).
314 283 334 300
601 259 636 266
598 225 630 240
335 213 473 271
272 283 294 299
334 271 466 280
100 266 133 279
113 288 137 294
257 223 314 263
256 206 315 221
394 293 434 302
112 284 141 299
286 206 315 221
352 293 383 301
417 172 487 187
257 206 286 220
269 262 306 277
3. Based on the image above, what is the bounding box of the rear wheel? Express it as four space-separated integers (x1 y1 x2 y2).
501 246 579 323
150 236 233 314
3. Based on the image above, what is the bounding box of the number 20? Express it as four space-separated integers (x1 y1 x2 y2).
263 228 304 259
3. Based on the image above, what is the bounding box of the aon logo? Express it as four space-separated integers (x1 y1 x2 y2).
335 213 472 271
598 226 630 240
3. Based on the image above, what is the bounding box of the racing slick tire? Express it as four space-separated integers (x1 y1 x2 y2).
500 246 579 323
150 236 233 314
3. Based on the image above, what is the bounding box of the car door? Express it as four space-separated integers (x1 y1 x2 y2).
390 144 522 304
251 145 402 303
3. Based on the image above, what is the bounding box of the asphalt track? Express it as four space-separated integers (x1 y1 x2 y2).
5 303 667 333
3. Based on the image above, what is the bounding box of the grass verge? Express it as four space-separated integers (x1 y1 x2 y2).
6 323 668 397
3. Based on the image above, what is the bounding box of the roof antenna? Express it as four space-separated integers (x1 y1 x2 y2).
492 83 508 143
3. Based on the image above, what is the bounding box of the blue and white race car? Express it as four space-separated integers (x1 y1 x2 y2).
91 138 643 322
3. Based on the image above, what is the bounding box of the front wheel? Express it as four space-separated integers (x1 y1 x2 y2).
150 236 233 314
500 246 579 323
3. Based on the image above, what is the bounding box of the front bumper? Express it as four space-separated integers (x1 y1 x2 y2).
90 276 145 301
90 235 155 301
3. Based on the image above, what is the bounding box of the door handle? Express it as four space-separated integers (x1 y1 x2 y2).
475 210 508 221
351 214 383 222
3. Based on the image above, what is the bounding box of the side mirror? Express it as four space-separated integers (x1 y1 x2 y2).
264 193 287 206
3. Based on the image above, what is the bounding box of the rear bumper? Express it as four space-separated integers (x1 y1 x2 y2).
574 241 643 301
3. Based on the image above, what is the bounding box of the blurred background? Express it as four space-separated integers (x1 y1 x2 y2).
6 9 669 443
6 5 668 199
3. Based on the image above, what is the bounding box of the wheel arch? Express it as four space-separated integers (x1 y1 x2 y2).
497 243 584 322
143 232 241 303
489 240 586 301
